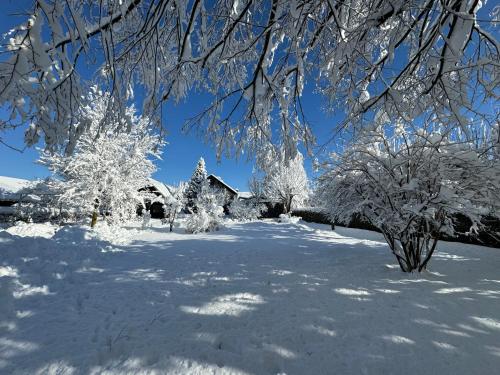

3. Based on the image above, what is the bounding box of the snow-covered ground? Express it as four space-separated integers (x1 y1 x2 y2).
1 220 499 374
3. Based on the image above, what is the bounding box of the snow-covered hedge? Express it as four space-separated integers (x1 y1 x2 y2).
228 199 265 221
291 208 332 225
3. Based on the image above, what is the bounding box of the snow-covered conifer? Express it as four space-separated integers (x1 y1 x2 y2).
185 157 208 212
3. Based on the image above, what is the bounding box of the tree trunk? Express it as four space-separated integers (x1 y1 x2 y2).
283 195 293 214
91 208 98 228
388 234 439 273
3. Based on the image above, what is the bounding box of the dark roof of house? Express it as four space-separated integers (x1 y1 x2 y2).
207 174 238 195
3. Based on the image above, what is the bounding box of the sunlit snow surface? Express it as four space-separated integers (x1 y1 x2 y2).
1 220 499 374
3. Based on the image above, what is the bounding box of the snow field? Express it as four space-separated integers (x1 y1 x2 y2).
0 220 499 374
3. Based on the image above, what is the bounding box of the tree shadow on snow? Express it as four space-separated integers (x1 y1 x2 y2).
1 221 499 374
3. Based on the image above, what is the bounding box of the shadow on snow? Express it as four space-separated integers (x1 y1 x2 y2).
1 221 499 374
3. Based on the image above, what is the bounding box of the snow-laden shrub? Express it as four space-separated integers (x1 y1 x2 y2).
317 124 500 272
278 214 301 224
141 210 152 229
228 199 265 221
163 183 187 232
185 181 225 233
291 208 331 225
186 208 218 233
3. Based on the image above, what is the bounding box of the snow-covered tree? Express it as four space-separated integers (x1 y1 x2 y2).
0 1 496 159
260 151 309 214
39 88 162 227
248 176 265 202
185 157 208 212
317 123 500 272
163 182 187 232
186 179 225 233
228 198 265 221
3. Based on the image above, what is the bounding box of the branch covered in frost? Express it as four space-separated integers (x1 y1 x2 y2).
0 0 497 158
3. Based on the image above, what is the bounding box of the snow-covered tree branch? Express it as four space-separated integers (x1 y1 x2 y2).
1 1 497 157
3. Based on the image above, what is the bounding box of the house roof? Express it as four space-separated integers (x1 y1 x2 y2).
207 174 238 195
0 176 33 200
237 191 253 199
146 178 174 198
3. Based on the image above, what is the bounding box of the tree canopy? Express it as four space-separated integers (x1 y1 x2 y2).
1 0 497 157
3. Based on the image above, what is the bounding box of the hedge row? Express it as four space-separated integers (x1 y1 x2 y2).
291 209 499 248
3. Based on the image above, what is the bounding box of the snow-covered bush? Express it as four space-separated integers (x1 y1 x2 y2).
141 210 152 229
185 180 225 233
291 208 332 225
163 183 187 232
317 124 500 272
229 199 265 221
186 208 213 234
39 88 162 227
278 214 301 224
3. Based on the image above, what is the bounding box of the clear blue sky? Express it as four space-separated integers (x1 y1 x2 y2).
0 0 341 191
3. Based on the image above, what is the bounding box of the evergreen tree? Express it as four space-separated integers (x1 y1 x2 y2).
184 157 207 212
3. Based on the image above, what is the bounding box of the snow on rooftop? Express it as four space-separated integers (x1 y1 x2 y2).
0 176 33 200
207 174 238 194
237 191 253 199
147 178 173 198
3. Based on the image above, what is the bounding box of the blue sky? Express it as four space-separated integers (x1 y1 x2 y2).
4 1 494 191
0 0 340 191
1 90 334 191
